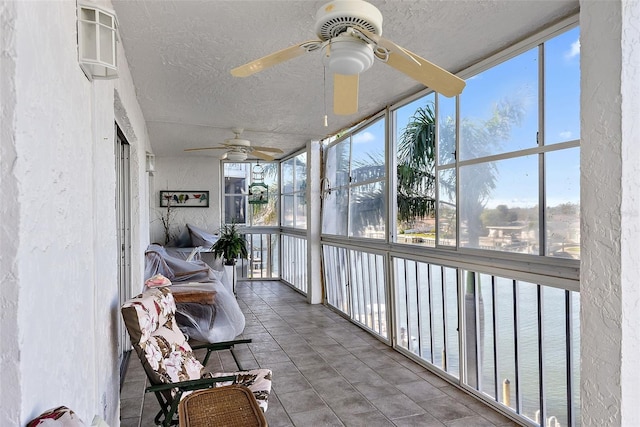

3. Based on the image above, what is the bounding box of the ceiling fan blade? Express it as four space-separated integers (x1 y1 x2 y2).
250 146 283 153
184 147 227 152
251 150 275 161
356 28 465 97
385 48 465 97
231 40 322 77
334 73 359 116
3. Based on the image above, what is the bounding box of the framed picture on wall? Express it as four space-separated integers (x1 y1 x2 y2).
160 191 209 208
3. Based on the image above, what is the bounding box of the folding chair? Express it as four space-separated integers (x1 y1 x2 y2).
121 287 271 426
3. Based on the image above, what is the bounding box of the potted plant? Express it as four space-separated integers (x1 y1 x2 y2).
211 222 247 295
210 222 248 265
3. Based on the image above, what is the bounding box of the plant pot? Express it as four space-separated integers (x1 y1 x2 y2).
223 264 236 296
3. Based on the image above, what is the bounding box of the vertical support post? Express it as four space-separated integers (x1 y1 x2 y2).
306 140 323 304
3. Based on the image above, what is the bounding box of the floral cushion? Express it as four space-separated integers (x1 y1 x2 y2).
121 288 272 411
27 406 85 427
122 287 203 385
204 369 272 412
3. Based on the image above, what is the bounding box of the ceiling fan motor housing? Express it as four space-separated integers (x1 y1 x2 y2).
317 0 382 75
315 0 383 40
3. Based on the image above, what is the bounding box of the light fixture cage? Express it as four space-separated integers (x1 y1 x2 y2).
77 3 119 80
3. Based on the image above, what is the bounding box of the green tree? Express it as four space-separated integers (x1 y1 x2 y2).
397 105 437 226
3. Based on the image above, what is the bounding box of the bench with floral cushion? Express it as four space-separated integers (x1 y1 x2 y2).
121 287 271 427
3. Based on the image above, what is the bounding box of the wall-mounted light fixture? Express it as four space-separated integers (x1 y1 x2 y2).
146 152 156 174
77 3 118 80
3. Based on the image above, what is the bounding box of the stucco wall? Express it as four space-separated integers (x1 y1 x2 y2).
0 0 151 425
0 0 21 424
619 1 640 423
150 156 221 245
580 0 640 425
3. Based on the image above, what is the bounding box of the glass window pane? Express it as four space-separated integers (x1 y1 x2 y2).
294 194 307 229
460 48 539 161
438 167 456 246
225 176 246 195
250 194 277 226
81 22 97 60
224 195 245 224
98 11 112 26
282 159 293 192
545 27 580 145
325 139 350 188
295 153 307 192
351 119 385 184
81 7 96 21
460 155 539 253
438 93 456 166
349 182 385 239
322 187 348 235
396 95 436 242
99 25 114 65
546 147 580 259
282 194 294 227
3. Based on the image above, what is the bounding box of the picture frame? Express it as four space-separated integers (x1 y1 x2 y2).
160 191 209 208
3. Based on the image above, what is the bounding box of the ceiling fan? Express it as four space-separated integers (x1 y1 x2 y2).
231 0 465 116
184 128 284 161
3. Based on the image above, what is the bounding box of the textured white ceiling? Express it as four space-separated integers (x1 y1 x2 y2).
113 0 578 159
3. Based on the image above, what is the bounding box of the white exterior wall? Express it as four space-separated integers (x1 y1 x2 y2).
150 156 221 245
580 0 640 425
0 1 151 425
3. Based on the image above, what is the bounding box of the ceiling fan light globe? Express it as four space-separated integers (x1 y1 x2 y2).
226 151 248 162
324 38 374 75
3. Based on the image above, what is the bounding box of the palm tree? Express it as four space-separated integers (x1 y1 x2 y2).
397 105 437 226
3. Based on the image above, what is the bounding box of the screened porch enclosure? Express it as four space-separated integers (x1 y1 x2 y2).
223 17 580 427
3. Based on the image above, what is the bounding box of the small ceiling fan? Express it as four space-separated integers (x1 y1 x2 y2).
184 128 284 161
231 0 465 116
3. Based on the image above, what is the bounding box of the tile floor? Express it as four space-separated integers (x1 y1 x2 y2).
120 280 520 426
